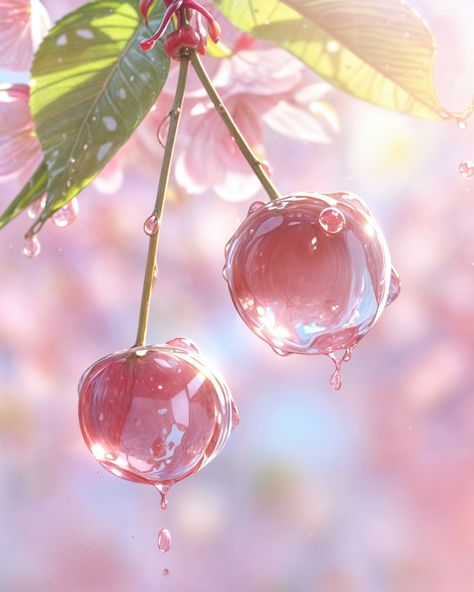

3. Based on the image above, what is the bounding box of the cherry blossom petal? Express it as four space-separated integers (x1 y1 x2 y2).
221 49 303 97
263 100 332 144
0 83 42 180
293 83 332 104
214 169 262 202
0 0 51 71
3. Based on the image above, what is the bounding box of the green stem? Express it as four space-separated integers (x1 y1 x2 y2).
190 52 281 203
134 56 190 347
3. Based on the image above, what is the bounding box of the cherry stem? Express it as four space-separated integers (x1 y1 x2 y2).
190 53 281 202
134 56 190 347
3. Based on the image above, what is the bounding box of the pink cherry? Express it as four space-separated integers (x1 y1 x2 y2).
223 193 393 357
78 342 238 489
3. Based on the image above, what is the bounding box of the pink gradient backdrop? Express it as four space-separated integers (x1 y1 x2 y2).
0 0 473 590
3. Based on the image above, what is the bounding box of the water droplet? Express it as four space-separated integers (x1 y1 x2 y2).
319 207 346 234
248 201 265 216
163 569 170 577
157 528 171 553
52 198 79 228
167 338 200 354
328 353 342 391
69 157 76 164
386 266 401 306
459 160 474 179
144 214 159 236
27 195 46 219
457 118 467 131
330 368 342 390
342 347 353 363
23 235 41 258
155 484 169 511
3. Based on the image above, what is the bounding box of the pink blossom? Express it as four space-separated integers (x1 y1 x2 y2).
0 83 42 182
0 0 51 71
137 44 338 202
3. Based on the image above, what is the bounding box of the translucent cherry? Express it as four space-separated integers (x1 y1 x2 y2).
78 339 239 489
223 193 393 358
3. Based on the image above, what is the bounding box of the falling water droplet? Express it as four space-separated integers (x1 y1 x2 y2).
27 196 46 220
144 214 159 236
457 118 467 131
157 528 171 553
163 569 170 577
459 160 474 179
52 198 79 228
319 208 346 234
248 201 265 216
23 235 41 258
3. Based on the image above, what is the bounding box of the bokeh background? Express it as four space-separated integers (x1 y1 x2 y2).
1 0 474 590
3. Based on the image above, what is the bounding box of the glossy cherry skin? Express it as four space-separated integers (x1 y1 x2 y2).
223 193 393 356
78 339 238 488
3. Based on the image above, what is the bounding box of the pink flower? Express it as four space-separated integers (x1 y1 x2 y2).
137 44 338 202
0 0 51 71
0 83 42 182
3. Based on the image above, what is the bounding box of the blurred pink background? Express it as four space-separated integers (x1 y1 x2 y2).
1 0 474 590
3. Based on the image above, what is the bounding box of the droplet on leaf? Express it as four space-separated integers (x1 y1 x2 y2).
52 198 79 228
27 195 46 220
23 235 41 259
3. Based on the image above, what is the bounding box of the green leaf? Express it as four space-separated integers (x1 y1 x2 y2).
0 162 48 230
212 0 473 120
30 0 170 222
